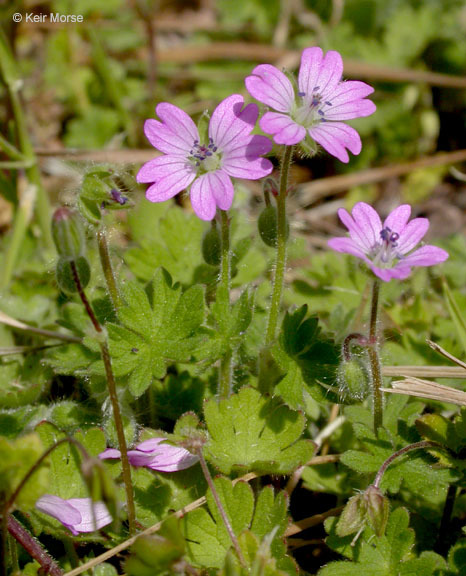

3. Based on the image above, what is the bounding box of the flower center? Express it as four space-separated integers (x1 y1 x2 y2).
371 227 400 267
293 86 333 128
188 138 222 173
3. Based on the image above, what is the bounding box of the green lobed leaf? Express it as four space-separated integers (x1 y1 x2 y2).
107 270 206 397
184 477 291 570
204 387 314 475
272 306 340 409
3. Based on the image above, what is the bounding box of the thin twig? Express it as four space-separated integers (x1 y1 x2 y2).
285 506 343 537
427 340 466 370
299 149 466 205
0 310 81 343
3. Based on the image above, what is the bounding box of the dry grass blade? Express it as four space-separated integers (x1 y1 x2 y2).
298 149 466 204
382 377 466 406
285 506 343 537
382 366 466 378
427 339 466 370
0 310 81 343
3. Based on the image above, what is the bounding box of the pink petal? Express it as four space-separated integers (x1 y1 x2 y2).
156 102 199 147
399 245 449 267
149 450 199 472
137 155 191 184
145 167 196 203
128 439 199 472
327 237 371 264
208 170 234 211
260 112 306 145
135 438 165 452
189 173 219 220
327 81 375 106
316 51 344 98
245 65 295 112
396 218 429 254
383 205 411 234
298 47 324 98
98 448 122 460
309 122 361 163
144 119 196 156
323 99 376 121
351 203 382 249
371 266 412 282
337 208 373 253
209 95 258 151
36 495 81 526
66 498 112 533
222 135 273 180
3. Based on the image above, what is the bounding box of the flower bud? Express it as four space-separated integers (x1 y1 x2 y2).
364 485 389 537
336 493 366 537
56 256 91 294
52 207 85 259
337 356 371 403
258 204 290 248
202 222 222 266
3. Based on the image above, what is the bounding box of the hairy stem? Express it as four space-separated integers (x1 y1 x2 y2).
373 440 443 489
367 279 383 435
7 516 63 576
97 225 122 310
265 145 293 344
70 261 136 535
198 451 247 569
218 211 232 399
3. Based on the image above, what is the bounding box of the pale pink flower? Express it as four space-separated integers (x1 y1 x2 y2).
99 438 199 472
36 495 112 535
137 94 273 220
245 47 376 162
328 203 449 281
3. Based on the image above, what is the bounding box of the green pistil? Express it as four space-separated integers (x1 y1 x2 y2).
189 138 222 173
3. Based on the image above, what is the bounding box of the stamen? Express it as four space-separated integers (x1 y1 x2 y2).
298 91 306 97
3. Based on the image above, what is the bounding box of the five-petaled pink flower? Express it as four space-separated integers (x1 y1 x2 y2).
328 202 449 281
137 94 273 220
36 495 112 535
245 47 376 163
99 438 199 472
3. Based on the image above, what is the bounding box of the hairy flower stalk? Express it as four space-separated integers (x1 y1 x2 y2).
68 260 136 535
329 202 449 433
265 145 293 345
368 279 383 434
97 225 122 310
219 210 233 398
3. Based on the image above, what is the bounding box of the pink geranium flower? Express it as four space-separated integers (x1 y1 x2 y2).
99 438 199 472
245 47 376 162
328 202 449 281
36 495 112 535
137 94 273 220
